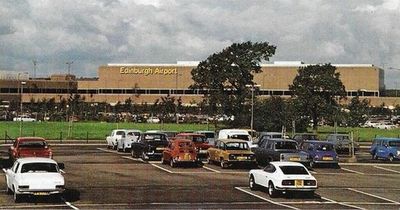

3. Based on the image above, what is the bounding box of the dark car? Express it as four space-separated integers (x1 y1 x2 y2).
252 138 310 166
255 132 286 147
131 132 169 160
292 133 319 145
300 141 339 168
326 134 360 154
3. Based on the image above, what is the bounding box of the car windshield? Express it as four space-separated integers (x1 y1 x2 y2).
225 142 249 150
192 136 207 143
315 144 334 151
127 132 140 137
21 163 58 173
178 142 193 148
280 166 309 175
143 134 167 141
19 141 47 148
203 133 215 138
116 131 125 135
275 141 297 150
389 141 400 147
230 134 250 141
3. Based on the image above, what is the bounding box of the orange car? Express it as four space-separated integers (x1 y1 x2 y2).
162 139 200 167
173 133 212 160
8 137 53 162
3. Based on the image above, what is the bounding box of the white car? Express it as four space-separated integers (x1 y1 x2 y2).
106 129 127 150
249 161 317 197
146 117 160 123
116 129 141 152
5 157 65 202
13 116 36 122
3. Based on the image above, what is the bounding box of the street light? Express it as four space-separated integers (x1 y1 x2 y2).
19 81 26 137
246 84 261 132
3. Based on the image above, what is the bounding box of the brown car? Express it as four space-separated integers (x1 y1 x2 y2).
162 139 200 167
207 139 256 168
8 137 53 162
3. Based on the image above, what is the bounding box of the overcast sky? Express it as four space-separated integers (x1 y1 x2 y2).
1 0 399 87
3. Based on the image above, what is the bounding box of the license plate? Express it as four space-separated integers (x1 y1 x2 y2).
290 157 300 161
184 153 191 160
199 150 208 154
237 156 246 160
323 156 333 160
34 192 49 196
295 180 304 187
156 147 165 151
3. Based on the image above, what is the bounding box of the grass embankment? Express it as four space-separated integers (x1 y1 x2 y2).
0 121 214 140
313 126 400 141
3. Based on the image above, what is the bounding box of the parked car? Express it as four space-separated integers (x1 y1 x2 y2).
254 132 287 148
375 122 397 130
106 129 127 150
5 157 65 202
162 139 200 167
218 129 253 147
252 138 310 166
370 137 400 161
292 133 319 145
249 161 317 198
173 133 212 160
8 137 53 162
207 139 256 168
131 132 169 160
116 129 141 152
146 117 160 123
13 115 36 122
300 141 339 168
195 131 216 146
326 134 359 153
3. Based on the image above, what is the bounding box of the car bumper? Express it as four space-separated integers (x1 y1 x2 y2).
313 160 338 164
17 189 64 195
275 186 318 191
227 160 257 165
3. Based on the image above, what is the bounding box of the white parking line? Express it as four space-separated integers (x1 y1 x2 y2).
61 197 79 210
341 167 365 175
0 204 71 209
150 163 174 174
347 188 400 204
321 196 365 210
202 166 221 173
235 187 299 210
373 166 400 174
340 163 400 167
121 156 146 163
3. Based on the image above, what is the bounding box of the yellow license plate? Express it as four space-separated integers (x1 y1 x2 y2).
295 180 304 187
237 156 246 160
34 192 49 196
156 147 165 151
323 157 333 160
290 157 300 161
184 153 191 160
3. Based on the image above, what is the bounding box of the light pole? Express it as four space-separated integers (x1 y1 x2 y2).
246 84 261 132
19 81 26 137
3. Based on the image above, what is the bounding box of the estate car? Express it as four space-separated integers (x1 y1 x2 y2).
207 139 256 168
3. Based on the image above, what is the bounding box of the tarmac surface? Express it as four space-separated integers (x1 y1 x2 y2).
0 144 399 209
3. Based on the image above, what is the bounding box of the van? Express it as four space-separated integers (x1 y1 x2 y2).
218 129 253 147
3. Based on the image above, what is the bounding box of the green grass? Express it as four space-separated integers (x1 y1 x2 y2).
312 126 400 142
0 121 215 141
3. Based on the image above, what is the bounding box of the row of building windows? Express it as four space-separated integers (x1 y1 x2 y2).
1 87 379 97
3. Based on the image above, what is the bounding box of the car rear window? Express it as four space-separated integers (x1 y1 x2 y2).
275 141 297 150
116 131 125 135
192 136 207 143
316 144 334 151
21 163 58 173
19 141 47 148
230 134 250 141
144 134 166 141
280 166 309 175
203 133 215 138
389 141 400 147
225 142 249 150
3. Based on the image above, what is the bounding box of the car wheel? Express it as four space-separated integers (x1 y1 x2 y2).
141 152 147 161
372 153 378 160
13 187 22 203
249 175 259 191
220 159 228 169
309 161 315 168
170 159 176 168
268 182 279 198
207 156 213 164
5 179 12 195
161 156 167 164
388 154 394 162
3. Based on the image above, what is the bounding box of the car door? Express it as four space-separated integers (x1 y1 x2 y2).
256 163 276 187
257 139 269 165
376 140 386 158
7 161 20 189
164 142 173 161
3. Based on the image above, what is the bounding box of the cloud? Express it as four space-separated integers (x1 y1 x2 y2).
0 0 399 87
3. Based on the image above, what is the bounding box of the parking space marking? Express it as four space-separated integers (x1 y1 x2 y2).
150 163 174 173
347 188 400 204
121 156 146 163
340 163 400 167
235 187 299 210
202 166 221 173
340 167 365 175
0 204 71 209
321 196 365 210
62 197 79 210
373 166 400 174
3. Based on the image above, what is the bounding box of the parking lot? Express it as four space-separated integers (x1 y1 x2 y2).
0 144 399 209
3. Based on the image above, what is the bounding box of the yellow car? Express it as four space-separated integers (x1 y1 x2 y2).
207 139 256 168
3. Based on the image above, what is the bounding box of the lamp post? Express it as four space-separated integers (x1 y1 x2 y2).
246 84 261 132
19 81 26 137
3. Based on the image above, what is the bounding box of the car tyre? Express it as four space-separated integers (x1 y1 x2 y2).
141 152 147 161
5 180 12 195
161 156 167 164
170 159 176 168
220 159 228 169
207 156 213 165
372 153 378 160
249 175 259 191
309 161 315 168
268 182 279 198
13 187 22 203
388 154 394 162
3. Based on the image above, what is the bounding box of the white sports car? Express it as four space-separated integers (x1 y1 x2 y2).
249 161 317 197
5 157 65 202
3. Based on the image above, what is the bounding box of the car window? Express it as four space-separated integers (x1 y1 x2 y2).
229 134 250 141
116 131 125 136
259 139 267 148
21 163 58 173
192 136 207 143
275 141 297 150
263 164 276 173
143 134 167 141
280 166 309 175
389 141 400 147
19 140 47 148
12 162 20 173
316 144 334 151
225 142 249 150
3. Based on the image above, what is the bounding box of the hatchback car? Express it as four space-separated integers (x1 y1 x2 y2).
162 139 200 167
173 133 212 160
9 137 53 162
300 141 339 168
249 161 317 197
370 137 400 161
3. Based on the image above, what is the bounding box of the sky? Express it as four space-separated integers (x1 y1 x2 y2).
1 0 400 88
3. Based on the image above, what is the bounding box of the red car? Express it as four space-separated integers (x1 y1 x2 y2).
9 137 53 161
173 133 212 160
162 139 199 167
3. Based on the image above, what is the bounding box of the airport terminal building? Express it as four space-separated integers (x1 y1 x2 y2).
1 61 398 106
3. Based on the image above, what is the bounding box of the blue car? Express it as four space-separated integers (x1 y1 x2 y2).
370 137 400 162
300 140 339 168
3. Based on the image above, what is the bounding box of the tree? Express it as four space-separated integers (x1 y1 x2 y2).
190 41 276 126
289 64 346 130
347 94 370 127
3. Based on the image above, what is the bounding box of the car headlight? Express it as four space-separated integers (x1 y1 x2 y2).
397 151 400 156
229 154 236 160
314 155 320 159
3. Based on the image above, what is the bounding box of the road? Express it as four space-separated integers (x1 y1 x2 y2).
0 145 399 209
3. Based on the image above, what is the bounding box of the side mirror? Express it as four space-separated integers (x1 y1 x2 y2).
58 163 65 170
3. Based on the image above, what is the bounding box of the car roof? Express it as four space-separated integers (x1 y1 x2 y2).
259 132 282 135
143 132 166 135
216 138 249 143
374 137 400 141
219 129 249 134
268 138 297 143
173 139 193 143
177 133 205 137
126 129 142 132
195 131 215 133
303 140 334 145
17 137 46 141
270 161 305 167
16 157 57 164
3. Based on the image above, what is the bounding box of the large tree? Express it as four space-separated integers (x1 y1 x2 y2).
289 64 346 130
190 41 276 126
347 94 370 127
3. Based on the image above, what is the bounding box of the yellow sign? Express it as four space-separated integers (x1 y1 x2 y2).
119 67 177 76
